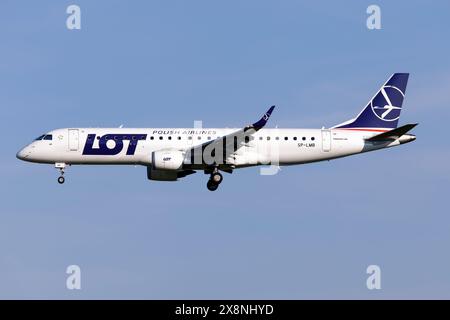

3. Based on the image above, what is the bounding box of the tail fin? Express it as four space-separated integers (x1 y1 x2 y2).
332 73 409 130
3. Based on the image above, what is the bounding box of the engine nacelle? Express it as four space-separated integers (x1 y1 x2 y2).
147 167 178 181
151 150 184 171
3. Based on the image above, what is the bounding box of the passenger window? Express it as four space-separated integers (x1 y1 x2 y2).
178 136 181 140
198 136 201 140
284 137 288 140
267 136 270 140
188 136 192 140
259 137 263 140
302 137 306 141
244 136 250 143
159 136 163 140
311 137 315 141
168 136 172 140
150 136 154 140
293 137 297 141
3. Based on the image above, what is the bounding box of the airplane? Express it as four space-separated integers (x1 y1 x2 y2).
17 73 417 191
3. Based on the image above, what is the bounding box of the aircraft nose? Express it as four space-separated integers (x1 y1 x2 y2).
16 147 30 160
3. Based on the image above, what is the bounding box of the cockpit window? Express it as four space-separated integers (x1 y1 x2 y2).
34 134 52 141
34 134 45 141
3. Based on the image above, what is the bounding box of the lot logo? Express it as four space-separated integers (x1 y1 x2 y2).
371 85 404 121
83 134 147 155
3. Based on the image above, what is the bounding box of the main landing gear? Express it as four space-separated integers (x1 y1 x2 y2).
206 170 223 191
55 162 66 184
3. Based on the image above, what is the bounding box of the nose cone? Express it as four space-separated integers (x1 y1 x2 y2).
16 147 30 161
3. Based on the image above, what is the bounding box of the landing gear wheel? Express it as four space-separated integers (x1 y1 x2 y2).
211 172 223 184
207 180 219 191
55 163 67 185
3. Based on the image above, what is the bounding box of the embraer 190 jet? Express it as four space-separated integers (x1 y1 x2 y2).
17 73 417 191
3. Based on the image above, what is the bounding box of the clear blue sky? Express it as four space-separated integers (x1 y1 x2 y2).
1 1 449 299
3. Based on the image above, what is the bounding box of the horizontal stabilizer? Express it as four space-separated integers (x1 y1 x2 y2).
365 123 418 141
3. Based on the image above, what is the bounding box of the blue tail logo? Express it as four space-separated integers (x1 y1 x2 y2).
334 73 409 129
371 85 403 121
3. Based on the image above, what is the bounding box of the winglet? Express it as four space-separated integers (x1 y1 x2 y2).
251 105 275 130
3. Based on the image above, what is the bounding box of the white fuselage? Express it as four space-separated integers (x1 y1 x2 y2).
16 127 415 168
16 74 416 189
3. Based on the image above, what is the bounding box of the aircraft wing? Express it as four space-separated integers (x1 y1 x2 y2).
186 106 275 166
365 123 418 141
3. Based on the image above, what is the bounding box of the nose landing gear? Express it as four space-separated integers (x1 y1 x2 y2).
55 162 67 184
206 170 223 191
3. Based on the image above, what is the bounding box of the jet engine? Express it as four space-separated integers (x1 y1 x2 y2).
147 150 186 181
152 150 185 171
